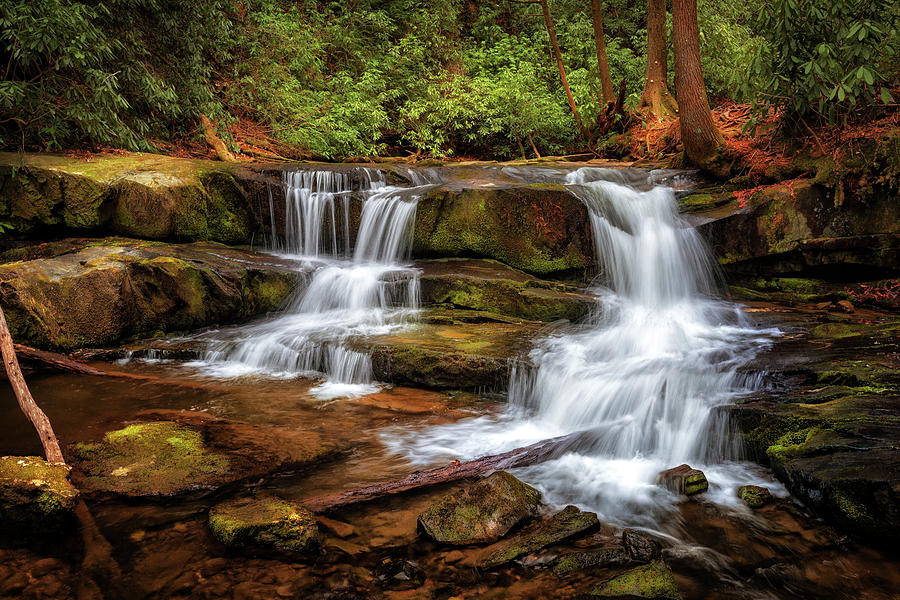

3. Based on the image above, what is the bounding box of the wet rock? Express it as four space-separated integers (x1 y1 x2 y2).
413 184 595 277
836 300 855 313
70 411 340 498
0 240 297 351
418 258 594 322
656 464 708 496
479 505 600 569
552 547 630 575
0 456 78 539
316 516 357 539
374 557 425 590
737 485 773 509
591 559 682 599
208 495 318 554
622 529 662 562
417 471 542 545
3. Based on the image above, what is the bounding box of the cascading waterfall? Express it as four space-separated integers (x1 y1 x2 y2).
388 167 779 526
192 168 426 399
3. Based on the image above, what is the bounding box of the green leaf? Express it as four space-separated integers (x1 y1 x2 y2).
881 87 893 104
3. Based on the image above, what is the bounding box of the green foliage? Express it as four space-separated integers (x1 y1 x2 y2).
743 0 900 126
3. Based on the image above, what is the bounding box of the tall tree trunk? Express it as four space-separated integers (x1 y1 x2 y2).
538 0 585 136
0 307 64 463
591 0 615 105
672 0 722 166
639 0 678 119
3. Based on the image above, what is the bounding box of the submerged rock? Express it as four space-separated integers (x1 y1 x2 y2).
656 465 708 496
591 560 682 599
552 547 630 575
70 411 340 498
622 529 662 563
209 495 318 553
0 456 78 538
479 505 599 569
417 471 542 545
737 485 773 509
0 239 297 351
373 557 426 590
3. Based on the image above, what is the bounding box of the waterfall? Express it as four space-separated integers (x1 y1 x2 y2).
389 167 779 526
192 168 426 399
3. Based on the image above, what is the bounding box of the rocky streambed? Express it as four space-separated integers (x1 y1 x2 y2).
0 150 898 599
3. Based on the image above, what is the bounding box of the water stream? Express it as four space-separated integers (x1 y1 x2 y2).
388 167 781 527
189 168 428 399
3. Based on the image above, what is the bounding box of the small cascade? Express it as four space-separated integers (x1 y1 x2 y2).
389 167 779 526
193 167 428 399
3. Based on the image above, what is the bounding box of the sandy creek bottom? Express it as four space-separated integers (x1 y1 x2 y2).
1 345 898 599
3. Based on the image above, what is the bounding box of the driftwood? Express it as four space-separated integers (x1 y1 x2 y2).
302 432 584 513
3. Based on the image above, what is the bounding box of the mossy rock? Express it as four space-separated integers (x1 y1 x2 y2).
209 495 318 554
0 456 78 539
656 465 708 496
479 505 600 569
552 548 630 575
591 560 682 599
737 485 773 509
417 471 542 545
70 422 231 497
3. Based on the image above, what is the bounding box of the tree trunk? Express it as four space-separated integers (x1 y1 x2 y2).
591 0 616 105
302 432 584 513
0 307 64 463
199 114 236 162
639 0 678 120
672 0 723 166
538 0 585 137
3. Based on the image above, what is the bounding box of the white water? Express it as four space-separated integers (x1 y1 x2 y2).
387 167 781 527
190 168 427 399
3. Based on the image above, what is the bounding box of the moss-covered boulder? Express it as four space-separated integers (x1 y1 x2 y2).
417 471 542 545
208 495 318 554
0 153 258 244
0 239 297 351
70 411 341 498
353 311 545 390
418 258 594 322
737 485 773 509
591 560 682 599
479 505 600 569
0 456 78 539
413 184 595 277
552 547 630 575
656 465 708 496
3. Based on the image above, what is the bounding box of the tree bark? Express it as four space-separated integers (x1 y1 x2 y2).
0 306 64 463
672 0 723 166
538 0 585 137
639 0 678 120
302 432 584 513
591 0 616 105
199 114 236 162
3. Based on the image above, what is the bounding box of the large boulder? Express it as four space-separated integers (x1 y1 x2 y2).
69 411 341 498
208 495 319 554
418 258 594 322
413 184 595 277
417 471 542 545
0 456 78 539
0 239 297 351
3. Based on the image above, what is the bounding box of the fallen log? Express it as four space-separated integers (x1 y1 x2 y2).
302 431 585 513
8 343 158 381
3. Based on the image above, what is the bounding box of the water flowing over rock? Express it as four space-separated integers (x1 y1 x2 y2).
656 464 709 496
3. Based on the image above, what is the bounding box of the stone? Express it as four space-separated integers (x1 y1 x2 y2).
622 529 662 562
373 557 425 590
0 456 78 539
591 560 682 599
208 495 318 553
479 505 600 569
417 471 542 545
656 465 708 496
836 300 855 313
70 411 340 498
552 547 630 575
0 239 298 351
737 485 773 509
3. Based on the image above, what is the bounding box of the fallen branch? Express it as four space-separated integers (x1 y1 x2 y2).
302 431 584 513
199 113 236 162
8 343 159 381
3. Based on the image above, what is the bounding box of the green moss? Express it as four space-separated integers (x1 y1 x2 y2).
208 495 318 553
766 426 823 464
552 548 628 575
72 421 230 496
0 456 78 537
737 485 772 509
591 560 682 599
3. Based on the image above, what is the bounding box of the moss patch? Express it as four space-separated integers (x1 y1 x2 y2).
0 456 78 538
591 560 682 599
209 495 318 553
